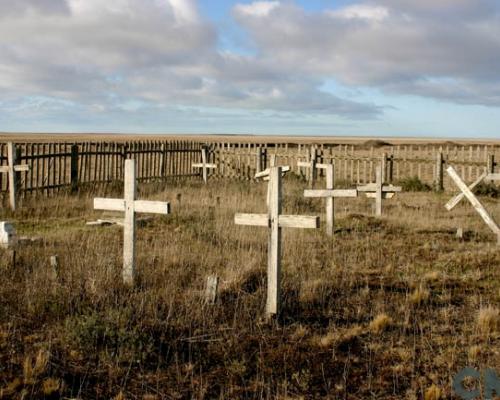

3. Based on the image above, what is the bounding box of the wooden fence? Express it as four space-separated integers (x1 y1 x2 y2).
0 141 203 195
0 140 499 197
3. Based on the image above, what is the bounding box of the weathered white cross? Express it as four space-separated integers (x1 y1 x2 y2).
304 164 358 236
93 159 171 284
357 165 402 217
235 166 319 318
297 146 319 188
0 143 30 210
446 166 500 245
192 147 217 184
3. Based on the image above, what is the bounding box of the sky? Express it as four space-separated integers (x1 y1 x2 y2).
0 0 500 138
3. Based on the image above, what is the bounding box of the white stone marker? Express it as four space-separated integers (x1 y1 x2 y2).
93 159 171 284
235 166 319 317
0 143 30 210
0 221 17 249
304 164 358 236
357 165 402 217
192 147 217 184
446 166 500 245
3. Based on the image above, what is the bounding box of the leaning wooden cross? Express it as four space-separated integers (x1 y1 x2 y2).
297 146 318 188
235 166 319 318
0 143 30 210
93 159 171 284
192 147 216 184
445 166 500 245
357 165 402 217
304 164 358 236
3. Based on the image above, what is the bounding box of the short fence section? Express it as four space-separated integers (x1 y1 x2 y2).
0 140 498 195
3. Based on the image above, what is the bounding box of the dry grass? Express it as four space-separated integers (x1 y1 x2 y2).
0 177 499 399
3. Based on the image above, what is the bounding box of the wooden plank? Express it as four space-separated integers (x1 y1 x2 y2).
375 166 382 217
267 166 281 317
134 200 170 215
325 164 334 236
234 213 269 227
486 173 500 181
445 172 487 211
123 159 136 285
278 215 319 229
7 143 17 210
357 184 402 192
94 197 125 212
255 165 290 179
304 189 358 198
446 166 500 238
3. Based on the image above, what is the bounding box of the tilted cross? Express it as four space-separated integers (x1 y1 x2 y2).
446 166 500 245
357 165 401 217
93 159 171 284
0 143 30 210
297 146 318 188
192 146 217 184
235 166 319 317
304 164 357 236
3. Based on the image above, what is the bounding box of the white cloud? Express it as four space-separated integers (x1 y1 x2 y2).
329 5 389 21
234 1 280 17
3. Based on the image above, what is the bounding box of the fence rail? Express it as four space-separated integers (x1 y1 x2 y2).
0 140 499 198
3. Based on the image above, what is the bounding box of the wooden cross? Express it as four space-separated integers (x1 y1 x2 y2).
357 165 402 217
446 166 500 245
297 146 318 188
235 166 319 317
304 164 357 236
0 143 30 210
93 159 171 284
192 146 216 184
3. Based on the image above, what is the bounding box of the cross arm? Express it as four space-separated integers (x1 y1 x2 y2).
304 189 358 198
486 173 500 181
0 166 8 173
255 166 290 179
192 163 217 169
14 164 30 172
235 213 319 229
357 184 402 193
297 161 312 168
134 200 170 214
94 198 125 212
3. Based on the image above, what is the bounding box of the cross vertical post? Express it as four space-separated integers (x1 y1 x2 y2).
304 164 357 236
123 160 136 284
267 167 281 316
375 165 383 217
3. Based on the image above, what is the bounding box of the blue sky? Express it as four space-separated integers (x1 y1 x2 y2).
1 0 499 138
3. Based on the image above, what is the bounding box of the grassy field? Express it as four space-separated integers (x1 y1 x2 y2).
0 177 499 399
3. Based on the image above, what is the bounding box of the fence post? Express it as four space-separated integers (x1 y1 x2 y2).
487 154 495 174
388 155 394 183
70 144 79 193
309 146 317 189
435 151 444 192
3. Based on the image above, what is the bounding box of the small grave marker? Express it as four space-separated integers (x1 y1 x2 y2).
357 165 402 217
235 166 319 318
205 275 219 305
304 164 357 236
93 159 171 284
0 143 30 210
192 146 216 184
0 222 17 249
